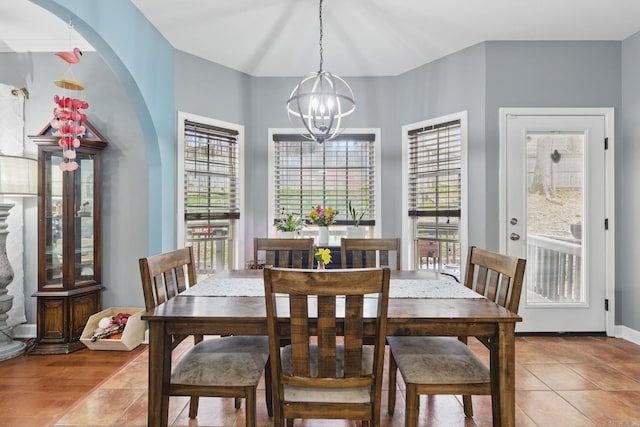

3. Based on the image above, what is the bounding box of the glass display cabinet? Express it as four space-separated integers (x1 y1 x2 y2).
29 121 107 354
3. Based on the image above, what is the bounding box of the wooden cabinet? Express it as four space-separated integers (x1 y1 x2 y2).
29 122 107 354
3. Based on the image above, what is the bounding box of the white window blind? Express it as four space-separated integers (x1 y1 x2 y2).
408 120 461 240
272 134 375 225
184 120 239 221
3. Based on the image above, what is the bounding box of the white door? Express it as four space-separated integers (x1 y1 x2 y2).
501 110 613 333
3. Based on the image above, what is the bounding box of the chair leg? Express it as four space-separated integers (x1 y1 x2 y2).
405 384 419 427
286 419 294 427
265 356 274 417
188 396 199 419
387 352 398 416
235 397 242 409
462 394 474 417
245 386 256 427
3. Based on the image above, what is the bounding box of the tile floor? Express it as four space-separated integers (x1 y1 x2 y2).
46 336 640 426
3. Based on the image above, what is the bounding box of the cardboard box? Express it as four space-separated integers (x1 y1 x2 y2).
81 307 147 351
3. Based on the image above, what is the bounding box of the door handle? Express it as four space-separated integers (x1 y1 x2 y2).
510 233 520 241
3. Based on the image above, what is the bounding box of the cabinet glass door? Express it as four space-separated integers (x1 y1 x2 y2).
44 151 64 286
74 154 95 283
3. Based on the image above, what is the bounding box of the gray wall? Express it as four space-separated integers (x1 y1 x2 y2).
485 40 622 245
484 41 623 321
395 43 487 247
0 52 148 321
3 38 639 333
621 33 640 329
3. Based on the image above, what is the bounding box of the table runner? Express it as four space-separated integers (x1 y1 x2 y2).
182 276 482 299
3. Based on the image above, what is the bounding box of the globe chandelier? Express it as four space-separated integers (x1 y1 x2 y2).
286 0 355 144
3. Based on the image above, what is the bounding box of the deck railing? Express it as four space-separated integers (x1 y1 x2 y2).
416 238 461 279
526 234 582 303
187 235 230 278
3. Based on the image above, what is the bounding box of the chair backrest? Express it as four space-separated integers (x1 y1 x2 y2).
139 247 197 311
340 238 401 270
254 238 314 269
263 266 391 400
463 246 526 313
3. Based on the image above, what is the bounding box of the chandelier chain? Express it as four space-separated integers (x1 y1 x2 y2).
318 0 324 72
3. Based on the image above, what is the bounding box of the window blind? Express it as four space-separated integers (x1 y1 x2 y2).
272 134 376 225
184 120 239 221
408 120 461 240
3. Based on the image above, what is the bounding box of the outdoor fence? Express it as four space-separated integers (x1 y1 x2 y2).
526 234 582 303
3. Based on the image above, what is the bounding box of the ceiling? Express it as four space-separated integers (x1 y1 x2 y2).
2 0 640 77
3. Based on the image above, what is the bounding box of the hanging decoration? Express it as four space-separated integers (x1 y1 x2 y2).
286 0 355 143
51 22 88 172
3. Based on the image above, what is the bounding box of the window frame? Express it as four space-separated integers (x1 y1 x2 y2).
402 112 468 271
177 111 244 270
268 128 382 239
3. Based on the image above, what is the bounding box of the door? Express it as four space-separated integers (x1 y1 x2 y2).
501 110 611 333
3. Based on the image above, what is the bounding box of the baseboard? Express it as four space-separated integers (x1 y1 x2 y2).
516 331 606 337
12 322 640 346
615 325 640 345
13 323 36 339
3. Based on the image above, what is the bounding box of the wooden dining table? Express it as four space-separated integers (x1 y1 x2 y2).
142 269 521 426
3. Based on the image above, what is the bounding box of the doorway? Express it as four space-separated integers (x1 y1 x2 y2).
499 108 614 334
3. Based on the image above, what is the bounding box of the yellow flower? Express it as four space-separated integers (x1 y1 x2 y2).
315 248 332 264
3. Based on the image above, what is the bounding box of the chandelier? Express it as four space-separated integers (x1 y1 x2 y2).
286 0 355 144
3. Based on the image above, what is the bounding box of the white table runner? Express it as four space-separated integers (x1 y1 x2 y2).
182 276 482 299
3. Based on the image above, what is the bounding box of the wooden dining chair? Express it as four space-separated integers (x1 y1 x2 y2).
386 246 526 426
139 247 271 425
263 266 391 427
340 237 401 269
254 237 315 269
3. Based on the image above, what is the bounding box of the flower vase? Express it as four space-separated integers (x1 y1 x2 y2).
317 262 325 270
279 231 295 239
317 226 329 246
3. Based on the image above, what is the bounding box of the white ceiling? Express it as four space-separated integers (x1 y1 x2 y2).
2 0 640 77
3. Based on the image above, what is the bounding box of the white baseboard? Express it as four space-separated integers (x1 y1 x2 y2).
13 323 36 339
615 325 640 345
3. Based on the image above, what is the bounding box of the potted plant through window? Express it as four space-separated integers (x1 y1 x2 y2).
275 210 304 238
347 200 367 238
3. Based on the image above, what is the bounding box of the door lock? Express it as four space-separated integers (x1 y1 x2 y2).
510 218 518 225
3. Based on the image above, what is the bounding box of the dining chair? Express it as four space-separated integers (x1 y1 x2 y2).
386 246 526 426
139 247 271 425
254 237 315 269
263 266 391 427
340 237 401 269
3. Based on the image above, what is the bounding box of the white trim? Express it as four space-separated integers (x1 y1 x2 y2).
616 325 640 346
176 112 245 269
13 323 36 339
499 107 615 337
267 128 382 238
401 111 468 271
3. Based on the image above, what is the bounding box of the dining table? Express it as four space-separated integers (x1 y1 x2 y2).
142 268 521 427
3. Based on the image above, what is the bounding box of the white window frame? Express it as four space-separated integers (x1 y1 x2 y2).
177 111 244 269
402 111 468 271
268 128 382 239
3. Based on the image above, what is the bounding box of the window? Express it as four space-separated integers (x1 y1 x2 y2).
178 114 243 275
270 132 379 244
403 113 467 276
